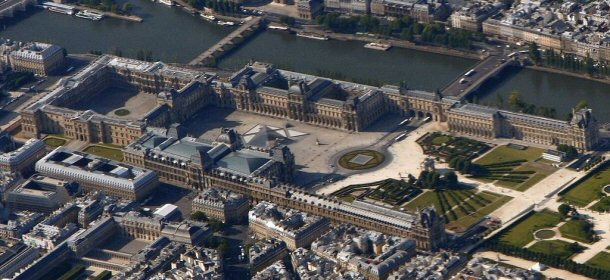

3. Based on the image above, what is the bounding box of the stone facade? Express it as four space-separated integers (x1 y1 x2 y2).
9 42 65 75
192 188 250 223
447 104 599 151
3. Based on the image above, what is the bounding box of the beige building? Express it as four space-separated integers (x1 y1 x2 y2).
21 55 217 146
192 188 250 223
35 147 159 201
9 42 65 76
0 134 46 175
447 104 599 151
249 202 330 250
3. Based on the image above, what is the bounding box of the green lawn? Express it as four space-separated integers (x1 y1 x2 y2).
405 189 511 233
404 191 442 212
498 209 563 247
559 220 595 243
43 136 67 148
528 240 578 260
447 195 512 232
591 197 610 212
431 135 451 145
473 145 552 191
83 145 124 162
562 164 610 206
585 251 610 271
475 145 544 165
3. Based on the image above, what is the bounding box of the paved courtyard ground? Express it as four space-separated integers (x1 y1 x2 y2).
184 107 407 187
70 87 158 120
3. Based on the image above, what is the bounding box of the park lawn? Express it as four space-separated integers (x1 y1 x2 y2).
585 251 610 271
43 136 67 148
499 209 563 247
559 220 595 243
475 145 544 166
447 195 512 232
84 145 124 162
487 163 552 191
528 240 578 260
562 164 610 206
403 191 442 213
431 135 451 145
591 197 610 212
340 195 356 203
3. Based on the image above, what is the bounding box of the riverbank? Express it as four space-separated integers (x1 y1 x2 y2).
297 27 485 61
72 4 143 22
526 65 610 86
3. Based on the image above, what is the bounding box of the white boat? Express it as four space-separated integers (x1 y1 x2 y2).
42 2 75 15
217 20 235 26
268 24 289 31
158 0 174 6
201 14 216 22
364 42 392 51
75 10 103 20
48 7 74 15
296 32 329 41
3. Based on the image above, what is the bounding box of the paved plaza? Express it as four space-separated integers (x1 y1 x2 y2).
184 107 407 186
70 87 158 120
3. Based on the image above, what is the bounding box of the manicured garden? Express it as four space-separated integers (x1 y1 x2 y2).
84 144 124 161
472 145 553 191
43 136 67 148
585 251 610 271
417 132 490 162
333 178 421 206
497 209 563 247
404 189 511 232
562 162 610 207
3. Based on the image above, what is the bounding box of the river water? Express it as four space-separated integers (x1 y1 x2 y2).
2 0 610 121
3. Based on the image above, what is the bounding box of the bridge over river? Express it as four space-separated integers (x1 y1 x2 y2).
189 16 264 66
441 53 521 100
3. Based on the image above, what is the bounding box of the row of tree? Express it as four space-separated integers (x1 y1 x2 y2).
529 43 610 77
486 239 609 279
184 0 240 14
417 170 459 189
315 14 481 50
66 0 132 15
3 71 34 90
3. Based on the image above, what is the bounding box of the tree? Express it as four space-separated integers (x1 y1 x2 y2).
585 52 595 76
528 42 542 65
557 144 578 159
280 16 296 27
558 203 572 218
208 218 226 232
444 171 458 188
508 90 525 111
190 211 208 222
122 2 132 14
495 94 504 109
569 242 583 254
575 100 588 111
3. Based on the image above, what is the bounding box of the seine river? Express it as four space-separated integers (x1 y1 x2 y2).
2 0 610 121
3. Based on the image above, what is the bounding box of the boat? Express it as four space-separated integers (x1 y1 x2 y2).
75 10 104 20
201 14 216 22
217 20 235 26
364 42 392 51
42 2 75 15
296 32 329 41
158 0 174 6
268 24 289 31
